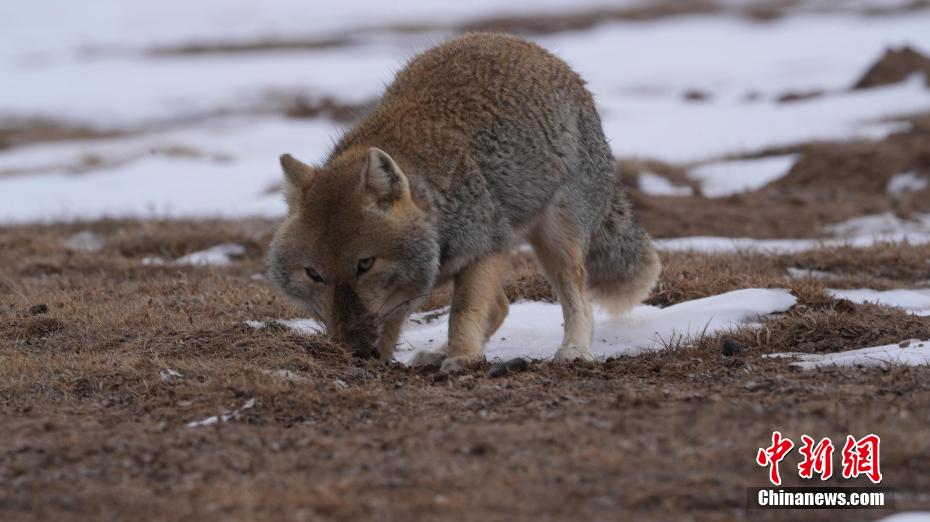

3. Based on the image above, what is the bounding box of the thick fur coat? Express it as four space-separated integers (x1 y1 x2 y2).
269 33 660 371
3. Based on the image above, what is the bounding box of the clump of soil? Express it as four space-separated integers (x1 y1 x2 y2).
682 89 712 102
283 95 374 124
854 45 930 89
0 119 122 151
775 89 825 103
147 36 354 56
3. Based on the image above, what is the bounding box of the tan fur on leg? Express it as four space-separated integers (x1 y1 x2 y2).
530 209 595 362
484 289 510 342
439 250 510 373
377 314 406 362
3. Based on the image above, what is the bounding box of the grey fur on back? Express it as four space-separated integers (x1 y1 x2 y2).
331 32 658 307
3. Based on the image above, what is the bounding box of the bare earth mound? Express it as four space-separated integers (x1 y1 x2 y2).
854 46 930 89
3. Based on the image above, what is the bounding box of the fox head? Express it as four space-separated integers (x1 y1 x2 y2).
268 147 439 357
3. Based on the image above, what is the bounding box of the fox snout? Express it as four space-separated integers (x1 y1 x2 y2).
328 284 381 359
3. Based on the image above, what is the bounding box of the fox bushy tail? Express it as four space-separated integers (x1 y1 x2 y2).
585 185 661 316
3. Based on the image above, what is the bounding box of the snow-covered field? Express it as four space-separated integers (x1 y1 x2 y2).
2 2 930 222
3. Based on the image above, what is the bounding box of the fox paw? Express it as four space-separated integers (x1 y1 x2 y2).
409 349 447 369
553 345 594 363
440 354 482 374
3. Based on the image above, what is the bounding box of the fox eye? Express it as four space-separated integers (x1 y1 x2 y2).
304 266 325 284
357 257 375 276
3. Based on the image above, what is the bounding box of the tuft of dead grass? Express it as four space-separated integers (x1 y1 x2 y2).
701 299 930 356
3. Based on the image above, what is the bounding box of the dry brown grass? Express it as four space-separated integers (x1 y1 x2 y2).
2 217 930 521
0 119 124 151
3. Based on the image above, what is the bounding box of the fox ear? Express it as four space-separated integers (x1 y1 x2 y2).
279 154 315 209
364 147 409 203
280 153 315 186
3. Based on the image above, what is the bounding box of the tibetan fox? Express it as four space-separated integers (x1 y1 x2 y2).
268 33 660 372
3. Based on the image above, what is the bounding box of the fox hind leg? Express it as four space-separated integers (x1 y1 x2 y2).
530 207 595 363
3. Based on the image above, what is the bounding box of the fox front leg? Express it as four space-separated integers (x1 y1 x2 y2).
410 250 510 373
441 250 510 373
377 313 407 362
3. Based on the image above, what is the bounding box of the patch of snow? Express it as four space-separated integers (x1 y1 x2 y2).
656 225 930 253
825 212 930 238
159 368 183 383
174 243 245 266
63 230 105 252
551 17 930 162
786 267 832 279
638 172 693 197
277 318 323 335
141 256 166 266
887 171 929 196
389 288 794 363
828 288 930 315
186 397 256 428
271 289 796 363
688 154 797 197
771 340 930 369
262 369 309 382
543 15 930 107
245 318 323 335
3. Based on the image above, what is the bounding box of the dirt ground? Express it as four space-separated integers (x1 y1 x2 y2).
2 218 929 521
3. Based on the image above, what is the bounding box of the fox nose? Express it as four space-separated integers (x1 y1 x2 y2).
329 284 380 358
